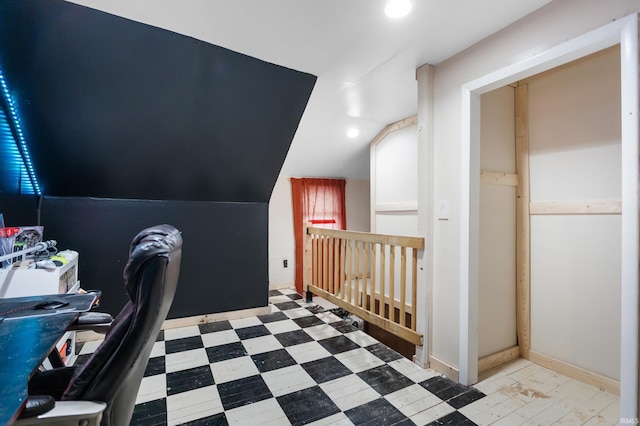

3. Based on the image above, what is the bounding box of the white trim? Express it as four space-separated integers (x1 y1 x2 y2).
459 14 639 419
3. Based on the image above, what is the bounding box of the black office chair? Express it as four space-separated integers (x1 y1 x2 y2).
18 224 182 426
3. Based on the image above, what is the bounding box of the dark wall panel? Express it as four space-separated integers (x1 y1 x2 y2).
0 194 39 225
0 0 316 203
41 196 268 319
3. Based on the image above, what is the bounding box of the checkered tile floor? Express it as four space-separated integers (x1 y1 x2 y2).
76 288 485 425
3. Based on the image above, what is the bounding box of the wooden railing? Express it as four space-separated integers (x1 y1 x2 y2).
303 224 424 346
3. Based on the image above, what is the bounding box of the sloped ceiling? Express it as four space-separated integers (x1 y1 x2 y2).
0 0 316 202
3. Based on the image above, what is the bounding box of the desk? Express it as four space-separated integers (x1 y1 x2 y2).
0 293 98 425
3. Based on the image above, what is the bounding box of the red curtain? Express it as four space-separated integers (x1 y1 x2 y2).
291 178 346 294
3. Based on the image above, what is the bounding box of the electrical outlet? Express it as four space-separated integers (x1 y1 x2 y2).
283 259 288 268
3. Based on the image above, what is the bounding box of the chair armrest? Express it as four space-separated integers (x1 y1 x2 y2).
14 401 106 425
67 312 113 333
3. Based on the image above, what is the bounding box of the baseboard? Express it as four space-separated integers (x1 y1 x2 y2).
529 350 620 395
162 306 273 329
478 345 520 373
269 281 295 290
76 305 273 343
429 355 459 382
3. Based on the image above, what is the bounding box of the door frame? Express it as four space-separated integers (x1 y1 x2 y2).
459 14 639 418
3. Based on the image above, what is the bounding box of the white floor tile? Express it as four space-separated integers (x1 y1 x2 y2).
78 339 102 355
135 374 167 404
165 348 209 373
224 398 289 426
334 348 385 373
200 329 240 347
229 316 262 329
319 374 380 411
388 358 440 383
410 402 456 425
149 340 165 358
262 364 317 397
385 384 442 417
307 412 354 426
283 307 313 319
241 334 283 355
210 356 260 384
263 319 300 335
286 341 332 364
343 330 378 347
315 311 342 323
164 325 200 341
166 385 223 426
303 323 343 340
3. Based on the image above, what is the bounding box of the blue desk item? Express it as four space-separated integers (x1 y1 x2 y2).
0 292 97 425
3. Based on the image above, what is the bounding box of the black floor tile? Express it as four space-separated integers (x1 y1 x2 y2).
274 329 314 347
426 410 476 425
301 356 352 384
198 321 232 334
318 335 361 354
166 365 214 396
144 355 166 377
448 388 486 409
357 365 414 396
217 375 273 411
273 301 302 311
74 353 91 366
268 289 284 297
420 376 468 401
366 343 403 362
330 320 358 333
287 293 303 300
235 324 271 340
344 397 413 426
177 412 228 426
251 349 297 373
131 398 167 426
277 386 341 425
257 311 289 323
156 330 165 342
165 335 204 354
206 342 247 363
292 315 325 328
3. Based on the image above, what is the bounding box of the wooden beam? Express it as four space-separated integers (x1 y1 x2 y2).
515 83 531 359
308 284 423 346
308 227 424 249
478 345 520 373
480 171 518 186
529 350 620 395
370 115 418 147
530 199 622 215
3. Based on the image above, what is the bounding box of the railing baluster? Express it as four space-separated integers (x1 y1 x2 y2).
362 242 369 309
400 246 407 327
354 241 360 307
323 237 328 293
411 247 418 331
390 245 395 323
380 244 386 318
327 237 334 291
371 243 377 315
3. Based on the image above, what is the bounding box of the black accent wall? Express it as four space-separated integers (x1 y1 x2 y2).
0 1 316 317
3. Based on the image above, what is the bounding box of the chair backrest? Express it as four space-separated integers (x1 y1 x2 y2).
62 225 182 426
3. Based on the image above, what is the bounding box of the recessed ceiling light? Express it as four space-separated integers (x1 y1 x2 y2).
347 128 360 138
384 0 414 18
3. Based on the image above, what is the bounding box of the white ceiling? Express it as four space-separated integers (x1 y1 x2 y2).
68 0 552 180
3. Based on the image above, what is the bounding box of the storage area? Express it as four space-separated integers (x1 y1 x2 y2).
0 250 80 366
478 46 621 391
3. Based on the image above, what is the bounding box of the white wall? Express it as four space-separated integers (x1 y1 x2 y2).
267 175 370 287
428 0 640 368
527 47 621 380
373 124 419 237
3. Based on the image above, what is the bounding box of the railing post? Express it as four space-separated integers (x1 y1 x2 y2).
303 222 313 299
